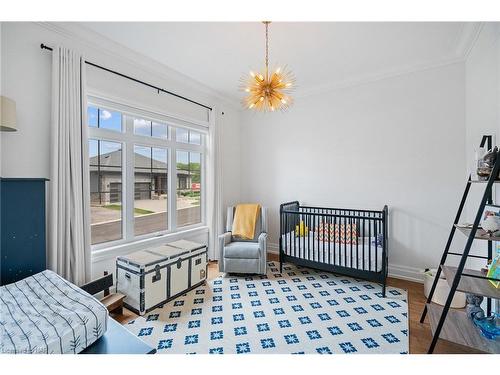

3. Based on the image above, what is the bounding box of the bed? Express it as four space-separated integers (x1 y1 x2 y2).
279 201 389 296
0 270 108 354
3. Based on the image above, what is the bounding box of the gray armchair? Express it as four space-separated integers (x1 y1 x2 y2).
218 206 268 275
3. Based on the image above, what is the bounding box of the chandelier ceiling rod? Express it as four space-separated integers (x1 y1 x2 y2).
264 21 270 78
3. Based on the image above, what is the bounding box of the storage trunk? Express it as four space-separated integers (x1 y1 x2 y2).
116 241 207 315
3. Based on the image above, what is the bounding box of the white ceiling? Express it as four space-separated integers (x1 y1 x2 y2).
81 22 467 102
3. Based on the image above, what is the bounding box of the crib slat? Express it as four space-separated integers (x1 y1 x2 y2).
368 216 372 271
375 217 379 272
322 210 325 264
328 211 331 265
369 213 372 271
304 209 307 261
350 213 353 269
343 211 347 267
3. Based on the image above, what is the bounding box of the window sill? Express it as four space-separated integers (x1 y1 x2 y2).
91 225 209 263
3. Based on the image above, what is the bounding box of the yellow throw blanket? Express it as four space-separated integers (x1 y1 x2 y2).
232 203 261 240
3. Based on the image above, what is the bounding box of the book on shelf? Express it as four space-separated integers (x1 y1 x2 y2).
487 255 500 289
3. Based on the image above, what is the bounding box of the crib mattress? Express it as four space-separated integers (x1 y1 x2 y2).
0 270 108 354
281 232 384 272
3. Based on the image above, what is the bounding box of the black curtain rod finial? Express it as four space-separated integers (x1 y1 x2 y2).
40 43 53 51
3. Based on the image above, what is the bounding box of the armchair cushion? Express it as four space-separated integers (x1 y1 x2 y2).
223 241 261 259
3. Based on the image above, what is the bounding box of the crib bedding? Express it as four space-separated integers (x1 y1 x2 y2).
0 270 108 354
282 232 383 272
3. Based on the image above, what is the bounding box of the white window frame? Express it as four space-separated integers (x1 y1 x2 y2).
88 95 208 253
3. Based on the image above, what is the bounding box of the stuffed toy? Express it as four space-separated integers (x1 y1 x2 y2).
295 221 309 237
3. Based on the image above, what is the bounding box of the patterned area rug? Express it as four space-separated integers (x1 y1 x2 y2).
125 262 408 354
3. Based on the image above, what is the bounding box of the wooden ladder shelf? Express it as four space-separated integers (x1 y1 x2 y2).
419 135 500 354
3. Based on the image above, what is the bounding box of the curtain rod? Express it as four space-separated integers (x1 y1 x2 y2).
40 43 213 111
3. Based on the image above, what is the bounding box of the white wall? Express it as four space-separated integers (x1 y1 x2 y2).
0 22 241 278
0 22 3 177
240 63 466 281
464 23 500 314
465 24 500 166
464 23 500 264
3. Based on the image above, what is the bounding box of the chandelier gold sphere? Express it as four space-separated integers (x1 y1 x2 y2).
241 22 295 112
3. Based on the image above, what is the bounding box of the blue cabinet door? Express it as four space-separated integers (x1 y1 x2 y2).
1 178 47 285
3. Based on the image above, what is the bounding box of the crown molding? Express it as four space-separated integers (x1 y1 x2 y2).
35 22 241 112
260 23 477 103
455 22 484 59
294 56 464 101
36 22 481 112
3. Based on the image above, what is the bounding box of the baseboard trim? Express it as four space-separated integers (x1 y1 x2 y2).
388 264 423 284
268 243 279 254
267 243 423 284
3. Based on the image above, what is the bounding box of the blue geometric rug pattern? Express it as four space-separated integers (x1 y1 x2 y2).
125 262 409 354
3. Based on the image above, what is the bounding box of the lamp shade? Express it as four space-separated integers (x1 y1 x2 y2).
0 96 17 132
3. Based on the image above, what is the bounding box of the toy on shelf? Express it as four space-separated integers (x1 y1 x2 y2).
482 211 500 235
465 294 485 320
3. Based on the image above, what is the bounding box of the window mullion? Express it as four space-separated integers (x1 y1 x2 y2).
124 116 135 241
169 127 177 231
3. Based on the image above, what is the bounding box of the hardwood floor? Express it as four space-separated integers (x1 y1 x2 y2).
113 254 479 354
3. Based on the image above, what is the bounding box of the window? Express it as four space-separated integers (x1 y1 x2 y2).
176 128 202 145
134 145 168 236
176 151 201 227
88 106 122 132
89 139 123 245
133 118 168 139
87 102 206 248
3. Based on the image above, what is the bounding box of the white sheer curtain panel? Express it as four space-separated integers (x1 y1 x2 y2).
48 46 91 285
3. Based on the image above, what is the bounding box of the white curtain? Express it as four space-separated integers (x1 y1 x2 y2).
48 46 91 285
206 109 223 260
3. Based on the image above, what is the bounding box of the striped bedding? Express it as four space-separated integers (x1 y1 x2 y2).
0 270 108 354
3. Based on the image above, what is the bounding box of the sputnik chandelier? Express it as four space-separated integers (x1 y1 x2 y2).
241 21 295 112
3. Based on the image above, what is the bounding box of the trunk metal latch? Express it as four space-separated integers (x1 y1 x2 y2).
152 264 161 282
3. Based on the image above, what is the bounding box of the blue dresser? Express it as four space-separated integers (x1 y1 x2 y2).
0 178 48 285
